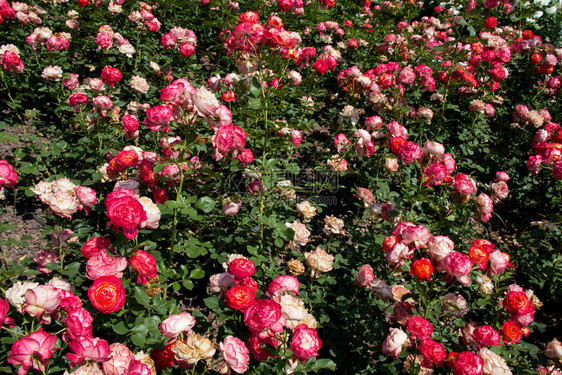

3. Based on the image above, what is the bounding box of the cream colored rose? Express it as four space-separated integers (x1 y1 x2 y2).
192 86 219 117
479 348 512 375
134 351 157 375
5 281 40 313
138 196 160 230
130 75 149 93
286 220 310 249
41 65 63 81
173 332 216 365
278 294 308 330
305 247 334 275
296 201 316 223
545 338 562 360
323 215 344 234
47 192 79 219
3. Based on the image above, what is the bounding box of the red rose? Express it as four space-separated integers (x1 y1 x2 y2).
410 258 434 281
406 316 433 340
452 351 483 375
151 345 176 370
291 324 322 363
313 60 329 74
502 291 533 314
81 237 111 258
418 339 447 366
68 93 89 108
88 275 126 313
228 258 256 280
129 250 157 284
101 65 122 86
485 16 497 29
501 321 521 345
225 285 255 311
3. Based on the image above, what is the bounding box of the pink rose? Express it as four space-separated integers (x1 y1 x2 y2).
67 336 111 367
22 285 61 324
209 272 235 296
160 79 192 102
266 275 300 297
223 199 242 215
401 224 432 249
334 133 351 153
7 329 58 375
105 190 147 239
452 174 476 202
220 336 250 374
247 333 280 362
355 264 375 287
491 181 509 202
473 325 500 347
424 163 448 186
474 193 494 223
290 324 322 363
96 32 113 49
65 308 93 341
212 124 247 156
144 105 173 132
386 242 413 266
381 328 408 358
122 114 139 133
488 250 510 275
291 129 302 146
103 343 134 375
397 66 416 85
160 312 196 339
427 235 454 265
86 249 127 280
244 299 286 337
0 160 18 188
443 251 473 285
101 65 122 86
398 142 423 165
75 186 97 213
33 249 60 274
128 359 152 375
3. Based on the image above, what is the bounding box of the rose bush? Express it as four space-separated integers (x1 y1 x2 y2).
0 0 561 373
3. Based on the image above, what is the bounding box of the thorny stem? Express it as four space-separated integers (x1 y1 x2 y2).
2 326 24 336
169 138 187 267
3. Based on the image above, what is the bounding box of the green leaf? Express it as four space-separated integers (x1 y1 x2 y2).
204 296 220 310
112 321 128 335
189 268 205 279
130 332 146 347
61 262 81 278
134 286 151 307
314 359 337 371
249 77 261 97
248 97 261 110
196 196 216 213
